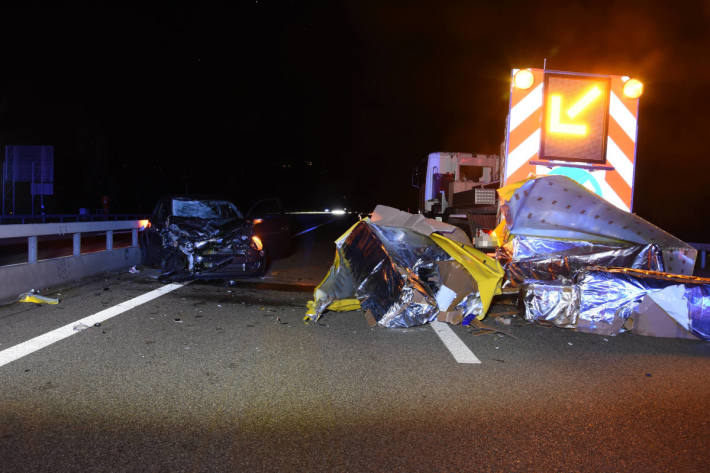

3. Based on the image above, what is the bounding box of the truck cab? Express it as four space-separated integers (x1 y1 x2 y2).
419 152 501 246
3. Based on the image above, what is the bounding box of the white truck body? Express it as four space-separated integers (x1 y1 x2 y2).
423 152 500 212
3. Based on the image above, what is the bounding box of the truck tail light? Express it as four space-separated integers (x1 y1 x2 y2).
623 78 643 99
513 69 534 90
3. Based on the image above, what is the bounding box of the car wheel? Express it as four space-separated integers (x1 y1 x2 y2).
254 251 269 277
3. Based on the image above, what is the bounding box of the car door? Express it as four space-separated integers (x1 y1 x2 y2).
246 198 292 258
140 199 168 265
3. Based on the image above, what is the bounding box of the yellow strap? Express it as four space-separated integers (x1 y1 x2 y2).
497 176 536 202
430 233 504 319
491 217 510 247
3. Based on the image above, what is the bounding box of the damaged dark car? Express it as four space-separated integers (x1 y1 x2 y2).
140 196 278 280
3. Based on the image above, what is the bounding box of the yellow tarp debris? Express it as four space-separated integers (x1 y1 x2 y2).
497 176 535 203
18 293 59 304
491 217 510 247
306 298 361 316
305 218 364 317
429 233 504 319
306 215 505 322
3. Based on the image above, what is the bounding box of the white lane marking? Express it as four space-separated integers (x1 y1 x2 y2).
430 321 481 364
0 283 184 368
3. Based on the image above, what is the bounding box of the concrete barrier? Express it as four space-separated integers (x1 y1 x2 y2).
0 220 143 304
0 248 140 303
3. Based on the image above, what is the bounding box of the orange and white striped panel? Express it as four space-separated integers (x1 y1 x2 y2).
503 69 640 212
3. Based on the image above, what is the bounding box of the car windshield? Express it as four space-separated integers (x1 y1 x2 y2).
171 200 242 219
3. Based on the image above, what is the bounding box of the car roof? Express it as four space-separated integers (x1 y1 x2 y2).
162 195 232 203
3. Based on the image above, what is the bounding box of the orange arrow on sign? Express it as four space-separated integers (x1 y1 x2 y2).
548 86 602 136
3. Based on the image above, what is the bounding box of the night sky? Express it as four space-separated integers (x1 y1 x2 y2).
1 2 708 241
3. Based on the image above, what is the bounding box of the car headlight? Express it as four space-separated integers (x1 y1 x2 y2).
251 235 263 251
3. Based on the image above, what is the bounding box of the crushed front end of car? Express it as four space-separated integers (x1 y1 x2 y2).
159 218 265 280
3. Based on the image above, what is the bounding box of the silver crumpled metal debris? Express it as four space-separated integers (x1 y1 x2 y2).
500 175 696 275
576 267 710 339
521 281 580 328
522 267 710 339
313 220 454 328
458 292 483 318
503 235 664 286
458 292 484 325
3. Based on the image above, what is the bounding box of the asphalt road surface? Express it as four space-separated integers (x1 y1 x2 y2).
0 214 708 472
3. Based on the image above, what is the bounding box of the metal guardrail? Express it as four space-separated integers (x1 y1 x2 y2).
0 213 148 225
0 220 143 264
0 220 144 303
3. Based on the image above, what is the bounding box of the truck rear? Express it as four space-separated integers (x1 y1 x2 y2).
419 151 501 248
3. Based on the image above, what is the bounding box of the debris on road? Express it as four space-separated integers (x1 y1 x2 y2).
467 318 516 338
73 323 89 331
305 205 504 328
128 266 140 274
302 178 708 341
497 175 695 284
501 176 708 340
18 290 59 305
521 265 710 340
498 235 665 286
520 281 579 329
434 260 478 325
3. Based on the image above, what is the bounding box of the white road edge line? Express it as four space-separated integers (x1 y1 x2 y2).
0 283 184 369
430 321 481 364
